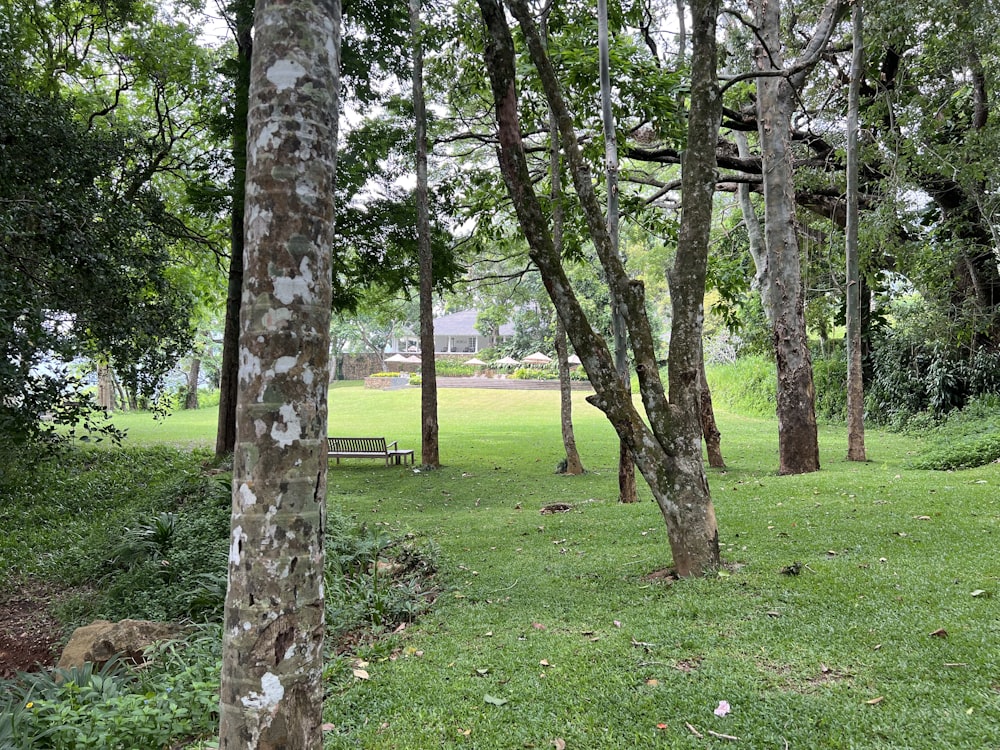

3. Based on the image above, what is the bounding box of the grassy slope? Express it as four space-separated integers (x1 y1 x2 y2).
85 384 1000 747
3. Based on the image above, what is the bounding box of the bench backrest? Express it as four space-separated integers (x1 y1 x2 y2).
328 437 387 453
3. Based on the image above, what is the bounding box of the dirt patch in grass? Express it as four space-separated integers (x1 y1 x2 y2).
0 580 66 679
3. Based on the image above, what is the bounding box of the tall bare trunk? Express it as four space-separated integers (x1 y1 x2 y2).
218 0 340 744
215 0 252 458
845 0 866 461
598 0 637 503
753 0 826 475
542 31 585 476
412 0 440 468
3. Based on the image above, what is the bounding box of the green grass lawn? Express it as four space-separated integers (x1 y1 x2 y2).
104 382 1000 749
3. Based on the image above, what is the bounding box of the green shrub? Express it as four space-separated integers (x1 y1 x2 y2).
1 629 220 750
910 433 1000 470
324 511 441 640
706 355 776 417
812 354 848 422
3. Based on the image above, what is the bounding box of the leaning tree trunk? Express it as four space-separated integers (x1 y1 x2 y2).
754 0 821 475
412 0 440 469
215 0 252 458
478 0 720 576
218 0 340 744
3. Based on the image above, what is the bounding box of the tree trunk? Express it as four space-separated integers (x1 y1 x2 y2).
185 357 200 410
215 0 252 459
554 318 585 474
542 41 584 476
598 0 637 503
412 0 440 469
478 0 720 576
96 361 115 412
753 0 821 475
217 0 340 744
845 0 866 461
699 359 725 467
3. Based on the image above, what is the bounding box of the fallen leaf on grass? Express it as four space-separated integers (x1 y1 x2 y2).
532 622 547 630
553 739 566 750
484 694 508 707
865 696 885 705
971 589 990 598
714 700 731 717
321 723 336 731
646 678 659 686
539 659 551 667
929 627 948 638
352 668 370 680
656 723 668 730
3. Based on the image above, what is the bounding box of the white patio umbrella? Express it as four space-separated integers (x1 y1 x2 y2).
495 356 521 367
522 352 552 365
463 357 487 366
405 355 422 364
567 354 582 366
384 353 408 364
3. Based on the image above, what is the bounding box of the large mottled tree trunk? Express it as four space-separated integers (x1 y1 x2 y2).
753 0 826 475
215 0 252 459
218 0 340 745
845 0 866 461
412 0 440 469
478 0 720 576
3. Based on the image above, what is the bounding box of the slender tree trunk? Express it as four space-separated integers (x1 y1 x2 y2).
215 0 252 459
218 0 340 744
412 0 440 469
845 0 866 461
478 0 720 576
542 33 584 476
554 318 584 474
699 360 725 467
598 0 637 502
753 0 821 475
185 357 201 410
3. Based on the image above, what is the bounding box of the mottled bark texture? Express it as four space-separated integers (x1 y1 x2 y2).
477 0 720 576
218 0 340 746
752 0 843 475
412 0 440 468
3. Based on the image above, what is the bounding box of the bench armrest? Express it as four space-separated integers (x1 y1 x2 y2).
387 440 398 450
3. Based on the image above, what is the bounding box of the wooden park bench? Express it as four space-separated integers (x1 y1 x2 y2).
327 437 414 466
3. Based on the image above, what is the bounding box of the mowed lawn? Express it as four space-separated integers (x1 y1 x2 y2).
115 382 1000 748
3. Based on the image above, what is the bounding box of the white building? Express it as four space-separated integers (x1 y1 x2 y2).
389 310 515 355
